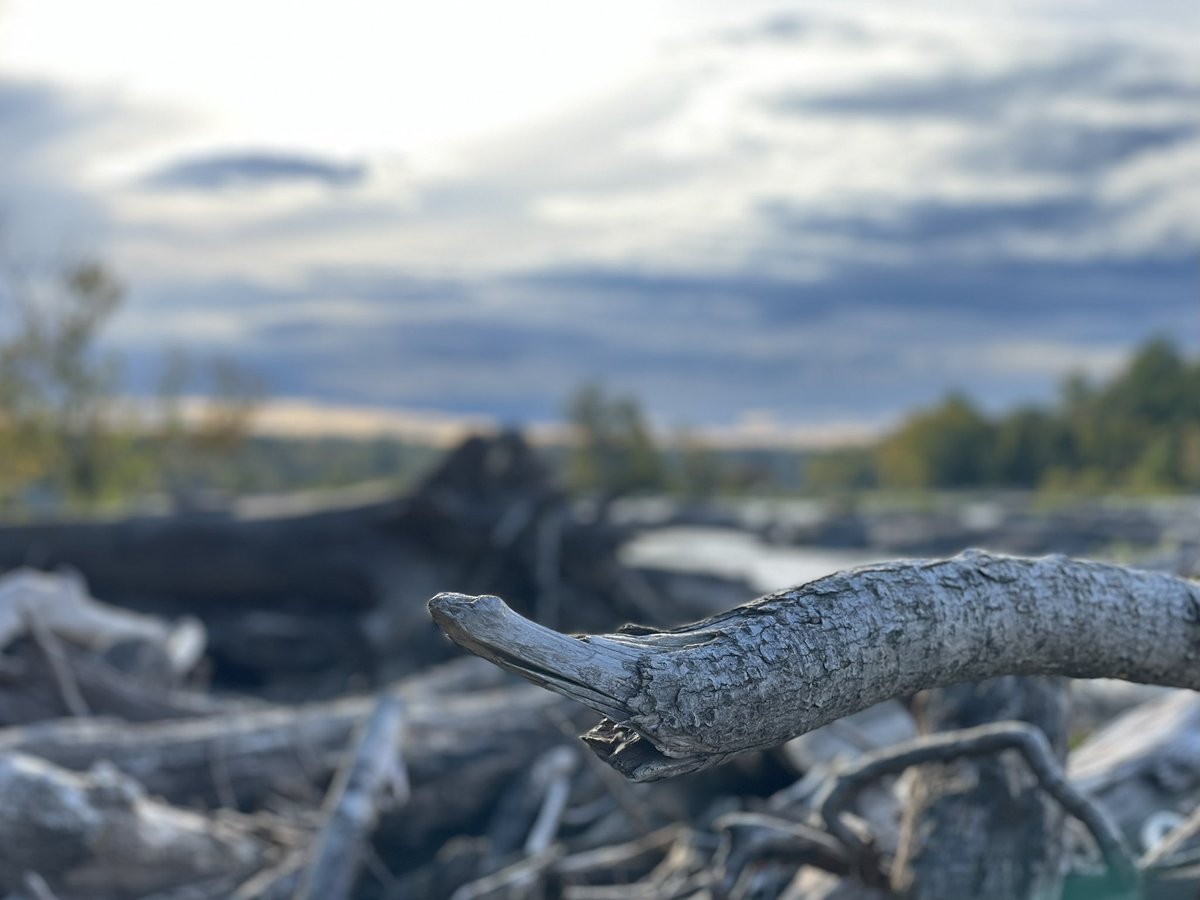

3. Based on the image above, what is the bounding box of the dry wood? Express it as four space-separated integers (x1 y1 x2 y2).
712 812 854 879
0 569 204 675
292 692 408 900
0 683 574 845
781 868 892 900
0 638 236 726
892 677 1070 900
0 753 275 899
1136 806 1200 900
486 745 578 856
429 551 1200 780
22 607 90 718
1069 690 1200 852
553 826 679 887
1142 805 1200 871
818 721 1138 894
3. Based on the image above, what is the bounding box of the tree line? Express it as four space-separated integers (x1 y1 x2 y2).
5 257 1191 512
565 338 1200 499
810 338 1200 492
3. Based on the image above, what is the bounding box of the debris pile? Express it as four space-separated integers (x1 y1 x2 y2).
0 434 1194 898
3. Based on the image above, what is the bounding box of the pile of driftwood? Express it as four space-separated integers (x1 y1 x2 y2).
0 564 1197 900
0 434 1196 899
0 433 746 700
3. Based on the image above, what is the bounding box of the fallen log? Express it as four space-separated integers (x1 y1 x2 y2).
429 551 1200 781
0 683 576 849
0 433 686 694
0 637 234 726
0 569 203 677
0 753 276 899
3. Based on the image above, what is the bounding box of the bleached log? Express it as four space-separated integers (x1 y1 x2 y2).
1069 690 1200 852
554 826 679 888
781 868 890 900
0 569 203 675
429 551 1200 781
292 691 408 900
0 685 574 845
0 754 273 899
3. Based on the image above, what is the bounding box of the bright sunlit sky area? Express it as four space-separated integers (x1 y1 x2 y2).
1 0 1197 443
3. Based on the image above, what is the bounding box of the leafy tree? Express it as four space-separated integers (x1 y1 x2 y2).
991 407 1072 488
564 382 665 497
805 446 878 491
0 255 266 513
0 260 140 507
876 393 994 489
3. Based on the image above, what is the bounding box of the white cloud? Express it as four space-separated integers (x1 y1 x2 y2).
2 3 1195 427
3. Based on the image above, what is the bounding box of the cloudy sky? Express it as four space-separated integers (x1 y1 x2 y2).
1 0 1197 442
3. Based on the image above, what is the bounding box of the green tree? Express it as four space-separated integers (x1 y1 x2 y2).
0 260 141 507
876 393 994 489
564 382 665 497
153 350 264 496
0 256 266 513
991 407 1073 488
806 446 878 491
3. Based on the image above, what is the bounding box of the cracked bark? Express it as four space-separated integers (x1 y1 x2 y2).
429 550 1200 781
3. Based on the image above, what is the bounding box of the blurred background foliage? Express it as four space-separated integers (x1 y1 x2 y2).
566 339 1200 500
0 258 265 513
1 256 1197 517
861 339 1200 494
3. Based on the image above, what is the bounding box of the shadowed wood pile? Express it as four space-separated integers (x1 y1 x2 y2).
0 435 1195 899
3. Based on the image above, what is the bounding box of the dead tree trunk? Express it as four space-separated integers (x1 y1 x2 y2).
893 677 1070 900
429 550 1200 781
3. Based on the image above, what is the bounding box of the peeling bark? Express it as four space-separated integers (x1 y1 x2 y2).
429 551 1200 781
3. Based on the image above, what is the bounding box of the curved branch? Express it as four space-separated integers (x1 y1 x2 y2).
428 550 1200 781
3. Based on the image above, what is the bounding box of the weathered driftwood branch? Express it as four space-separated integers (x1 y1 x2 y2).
429 550 1200 781
0 684 572 844
292 691 408 900
0 569 204 675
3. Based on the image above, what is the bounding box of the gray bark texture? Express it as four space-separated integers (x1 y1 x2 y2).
892 677 1069 900
428 550 1200 780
